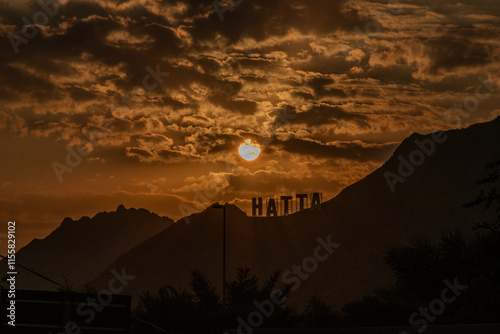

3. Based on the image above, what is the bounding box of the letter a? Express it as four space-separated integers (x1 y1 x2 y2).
384 171 405 192
7 33 29 54
52 161 73 183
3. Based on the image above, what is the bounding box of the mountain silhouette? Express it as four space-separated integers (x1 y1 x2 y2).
0 205 173 290
86 118 500 309
5 118 500 309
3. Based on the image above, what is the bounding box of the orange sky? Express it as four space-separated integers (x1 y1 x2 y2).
1 0 500 248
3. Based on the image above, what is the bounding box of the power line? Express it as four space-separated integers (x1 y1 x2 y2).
0 254 172 333
0 254 71 292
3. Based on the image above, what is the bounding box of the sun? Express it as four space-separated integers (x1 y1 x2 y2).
238 139 261 161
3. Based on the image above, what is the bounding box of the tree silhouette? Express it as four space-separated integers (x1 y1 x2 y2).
190 269 222 311
385 237 443 299
465 159 500 235
223 267 294 329
301 296 343 328
131 266 293 334
346 160 500 327
133 285 200 333
131 160 500 332
341 287 417 327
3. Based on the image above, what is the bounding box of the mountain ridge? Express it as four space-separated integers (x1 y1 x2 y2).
87 117 498 309
0 205 174 290
6 117 500 311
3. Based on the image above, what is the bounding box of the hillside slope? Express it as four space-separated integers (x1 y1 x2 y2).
0 205 173 290
80 118 500 308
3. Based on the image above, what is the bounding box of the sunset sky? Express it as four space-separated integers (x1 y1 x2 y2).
1 0 500 248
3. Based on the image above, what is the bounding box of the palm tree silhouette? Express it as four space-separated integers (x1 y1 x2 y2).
132 266 292 333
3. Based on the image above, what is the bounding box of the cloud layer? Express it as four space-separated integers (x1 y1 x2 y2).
1 0 499 247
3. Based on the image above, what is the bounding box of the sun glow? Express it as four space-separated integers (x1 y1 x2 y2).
238 139 261 161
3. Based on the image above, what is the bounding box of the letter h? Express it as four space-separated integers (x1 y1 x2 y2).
252 197 263 216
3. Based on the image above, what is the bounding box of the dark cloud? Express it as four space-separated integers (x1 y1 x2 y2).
307 77 348 98
293 53 353 74
279 138 397 162
156 149 193 160
126 147 154 157
126 146 200 163
65 86 98 102
405 0 500 16
426 36 495 73
137 134 173 145
240 74 269 84
159 96 190 110
2 0 500 245
185 132 241 154
194 56 224 74
0 64 61 101
207 94 258 115
366 65 417 86
293 91 315 100
294 104 370 128
189 0 366 43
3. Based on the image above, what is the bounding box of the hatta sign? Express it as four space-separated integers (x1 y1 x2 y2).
252 193 323 217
